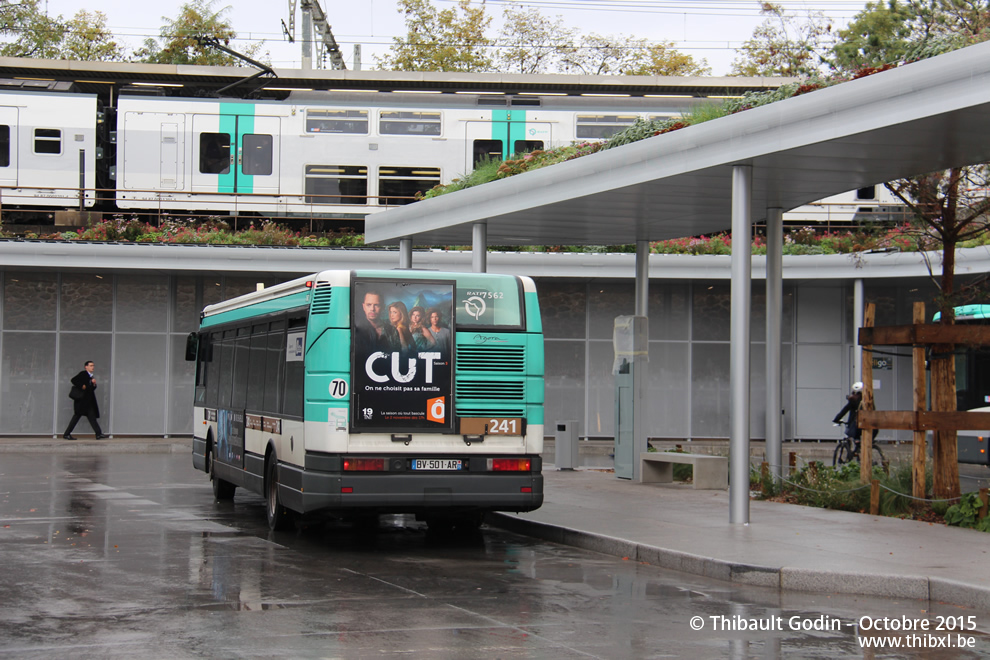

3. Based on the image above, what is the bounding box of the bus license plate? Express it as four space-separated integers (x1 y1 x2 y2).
412 459 462 471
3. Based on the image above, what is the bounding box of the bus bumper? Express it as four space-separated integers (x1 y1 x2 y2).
278 462 544 515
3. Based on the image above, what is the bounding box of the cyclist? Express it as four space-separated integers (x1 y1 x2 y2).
833 382 864 458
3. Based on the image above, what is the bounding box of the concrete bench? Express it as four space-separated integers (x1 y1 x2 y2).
640 452 728 490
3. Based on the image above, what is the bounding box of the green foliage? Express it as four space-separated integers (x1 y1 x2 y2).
376 0 492 72
418 143 605 200
43 217 363 247
134 0 264 66
0 0 65 59
944 492 990 532
622 42 711 77
602 117 688 150
832 0 917 71
494 4 576 74
61 10 125 62
730 2 835 77
663 449 693 482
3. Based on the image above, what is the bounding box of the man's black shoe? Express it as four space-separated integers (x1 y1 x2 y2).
96 434 108 439
63 434 76 440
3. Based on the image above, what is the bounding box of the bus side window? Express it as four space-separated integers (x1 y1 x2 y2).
282 317 307 418
194 333 211 404
246 327 267 411
230 328 251 410
217 332 236 409
204 332 221 409
263 326 285 414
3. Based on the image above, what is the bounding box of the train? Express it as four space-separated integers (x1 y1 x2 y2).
0 73 904 230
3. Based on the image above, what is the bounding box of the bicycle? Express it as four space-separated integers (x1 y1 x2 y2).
832 425 887 467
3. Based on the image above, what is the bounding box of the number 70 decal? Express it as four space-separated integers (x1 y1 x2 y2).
329 378 348 399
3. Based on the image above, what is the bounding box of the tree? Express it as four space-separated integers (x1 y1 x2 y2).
833 0 990 71
377 0 492 72
831 0 917 70
0 0 65 59
559 33 640 75
134 0 261 66
494 4 575 74
830 0 990 499
883 167 990 499
61 10 125 62
731 2 834 77
623 42 711 77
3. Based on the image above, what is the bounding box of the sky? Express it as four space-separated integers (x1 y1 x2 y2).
40 0 872 76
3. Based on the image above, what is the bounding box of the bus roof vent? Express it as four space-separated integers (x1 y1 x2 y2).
311 282 333 314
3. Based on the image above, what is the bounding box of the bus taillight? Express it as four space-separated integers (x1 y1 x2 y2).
491 458 531 472
343 458 385 471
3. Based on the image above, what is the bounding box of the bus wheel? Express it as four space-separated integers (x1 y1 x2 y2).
266 456 292 531
208 444 236 500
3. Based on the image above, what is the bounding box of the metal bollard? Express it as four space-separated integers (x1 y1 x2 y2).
555 421 580 470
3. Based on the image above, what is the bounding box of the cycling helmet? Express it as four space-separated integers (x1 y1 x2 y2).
852 381 864 392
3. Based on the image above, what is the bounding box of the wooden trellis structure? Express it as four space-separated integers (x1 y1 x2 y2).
858 302 990 497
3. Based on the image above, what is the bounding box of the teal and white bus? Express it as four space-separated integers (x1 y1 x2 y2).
187 269 545 530
932 304 990 465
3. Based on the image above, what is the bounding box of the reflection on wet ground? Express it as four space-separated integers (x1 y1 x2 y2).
1 453 989 659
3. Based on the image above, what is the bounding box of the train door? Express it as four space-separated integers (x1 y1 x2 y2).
0 106 17 187
121 111 186 191
464 110 551 171
192 113 280 196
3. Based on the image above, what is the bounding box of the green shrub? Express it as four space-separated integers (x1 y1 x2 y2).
943 492 990 531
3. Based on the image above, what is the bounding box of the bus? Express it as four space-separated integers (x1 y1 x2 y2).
932 304 990 465
186 269 545 530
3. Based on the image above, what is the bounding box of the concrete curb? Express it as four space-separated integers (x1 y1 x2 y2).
487 512 990 610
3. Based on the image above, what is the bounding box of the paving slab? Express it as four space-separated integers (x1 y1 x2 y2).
490 467 990 611
4 435 989 611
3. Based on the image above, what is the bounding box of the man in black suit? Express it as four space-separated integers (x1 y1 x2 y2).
63 360 107 440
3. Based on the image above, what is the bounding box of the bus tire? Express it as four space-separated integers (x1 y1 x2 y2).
266 454 292 531
208 443 236 501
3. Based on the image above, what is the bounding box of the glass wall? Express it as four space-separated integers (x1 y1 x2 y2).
0 267 929 440
537 278 802 441
0 271 288 436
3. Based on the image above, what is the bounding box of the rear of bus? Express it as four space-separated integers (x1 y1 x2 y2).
286 269 544 522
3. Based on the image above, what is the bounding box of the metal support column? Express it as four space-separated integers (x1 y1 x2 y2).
632 239 650 482
765 208 783 482
635 239 649 316
853 278 864 382
301 3 313 69
730 165 753 524
399 238 412 269
472 223 487 273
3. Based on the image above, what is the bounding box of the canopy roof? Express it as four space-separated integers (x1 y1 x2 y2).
367 41 990 246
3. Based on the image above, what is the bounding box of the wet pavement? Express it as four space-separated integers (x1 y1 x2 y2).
4 452 990 658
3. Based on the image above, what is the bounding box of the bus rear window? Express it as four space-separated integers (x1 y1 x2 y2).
455 275 524 329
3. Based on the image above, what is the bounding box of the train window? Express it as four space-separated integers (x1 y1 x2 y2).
304 165 368 205
576 115 638 140
513 140 543 156
33 128 61 155
306 109 368 134
473 140 502 168
379 111 442 136
242 134 273 176
856 186 877 200
0 125 8 167
378 166 441 206
199 133 231 174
